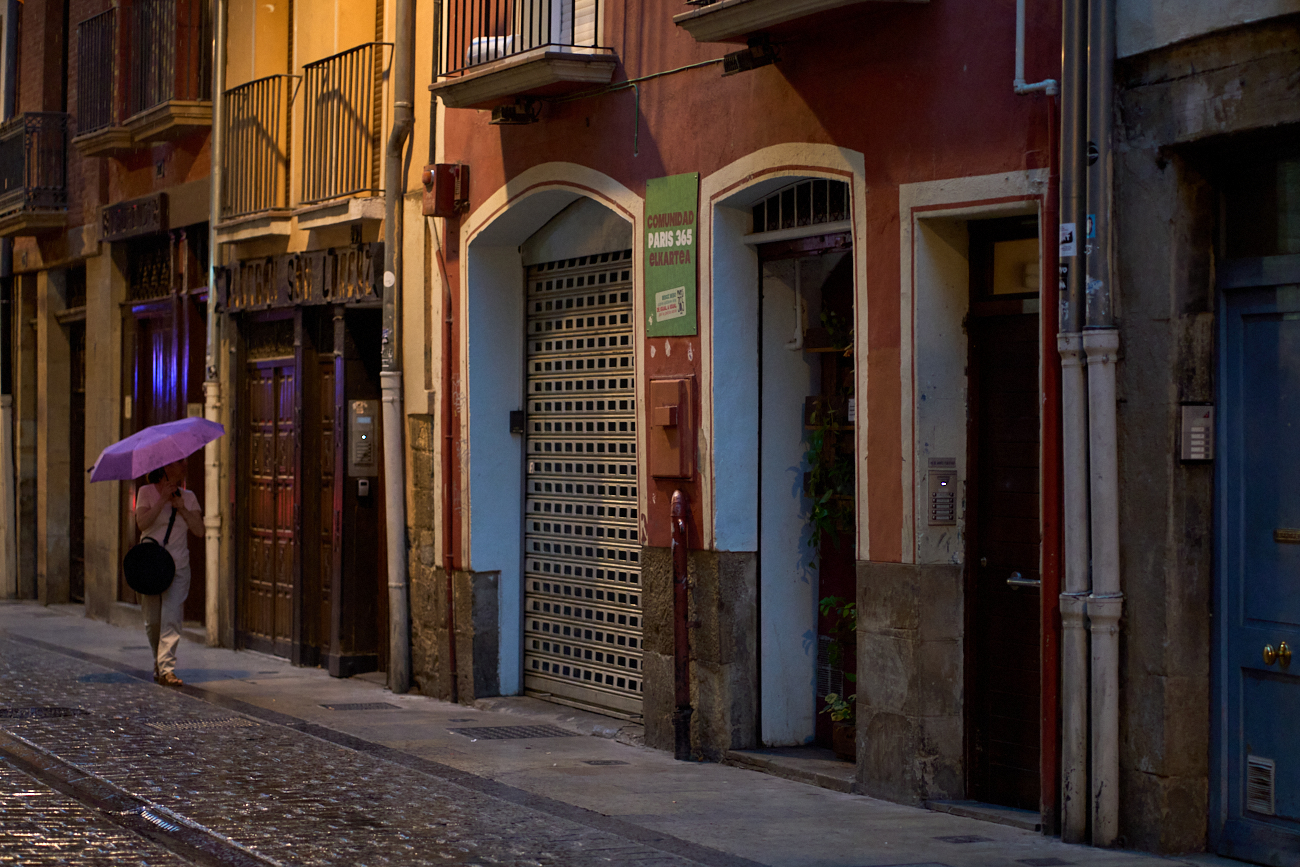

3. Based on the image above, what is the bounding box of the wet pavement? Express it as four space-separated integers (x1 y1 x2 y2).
0 601 1245 867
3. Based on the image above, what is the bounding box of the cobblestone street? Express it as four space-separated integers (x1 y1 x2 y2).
0 604 1243 867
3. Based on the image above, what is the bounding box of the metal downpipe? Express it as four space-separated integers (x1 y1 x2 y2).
203 0 227 646
382 0 415 695
1084 0 1120 846
1057 0 1091 843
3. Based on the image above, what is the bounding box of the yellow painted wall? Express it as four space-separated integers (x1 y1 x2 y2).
225 0 292 88
296 0 379 66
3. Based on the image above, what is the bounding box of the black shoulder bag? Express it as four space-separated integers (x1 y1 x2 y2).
123 507 177 596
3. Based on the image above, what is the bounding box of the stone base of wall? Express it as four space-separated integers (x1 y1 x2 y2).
406 414 497 702
410 566 498 702
642 546 757 760
855 560 963 805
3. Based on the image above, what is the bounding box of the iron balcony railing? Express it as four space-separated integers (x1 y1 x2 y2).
76 9 116 134
439 0 607 77
222 75 294 220
300 42 390 205
129 0 211 117
0 113 69 217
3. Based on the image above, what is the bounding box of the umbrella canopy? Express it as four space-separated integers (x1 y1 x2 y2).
90 417 226 483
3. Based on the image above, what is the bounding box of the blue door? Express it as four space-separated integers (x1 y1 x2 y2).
1215 280 1300 865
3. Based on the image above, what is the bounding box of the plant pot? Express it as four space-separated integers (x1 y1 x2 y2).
831 720 856 763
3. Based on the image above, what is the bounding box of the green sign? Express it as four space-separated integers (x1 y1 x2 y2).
644 173 699 337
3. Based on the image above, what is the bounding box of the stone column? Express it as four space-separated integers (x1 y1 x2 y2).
35 268 70 603
14 272 37 599
82 246 127 622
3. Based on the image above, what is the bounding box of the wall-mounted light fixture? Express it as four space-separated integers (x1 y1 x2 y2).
489 97 541 125
722 36 778 76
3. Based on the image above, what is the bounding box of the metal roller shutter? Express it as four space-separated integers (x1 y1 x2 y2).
523 249 643 717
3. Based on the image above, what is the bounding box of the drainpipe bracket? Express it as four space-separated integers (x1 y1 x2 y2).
1057 331 1085 363
1015 79 1060 96
1081 327 1120 361
1086 593 1123 634
1060 591 1090 625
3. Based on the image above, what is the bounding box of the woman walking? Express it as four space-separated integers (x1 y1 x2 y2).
134 460 203 686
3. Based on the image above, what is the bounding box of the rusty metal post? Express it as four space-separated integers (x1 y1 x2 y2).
671 490 693 760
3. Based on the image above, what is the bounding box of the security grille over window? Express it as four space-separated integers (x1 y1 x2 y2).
524 249 642 716
751 178 850 234
76 10 116 135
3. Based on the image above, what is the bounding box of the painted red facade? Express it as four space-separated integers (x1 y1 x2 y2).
437 0 1060 552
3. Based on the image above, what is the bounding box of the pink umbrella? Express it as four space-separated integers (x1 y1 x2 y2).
89 417 226 482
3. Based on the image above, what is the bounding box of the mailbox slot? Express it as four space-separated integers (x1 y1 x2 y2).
649 377 694 479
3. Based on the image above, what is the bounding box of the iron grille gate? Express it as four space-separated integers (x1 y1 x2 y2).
523 249 643 716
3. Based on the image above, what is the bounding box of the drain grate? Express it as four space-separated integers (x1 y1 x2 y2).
448 725 581 740
447 718 478 723
0 707 89 719
583 760 628 766
144 718 260 732
1018 859 1074 866
934 835 993 844
320 702 402 711
78 672 139 684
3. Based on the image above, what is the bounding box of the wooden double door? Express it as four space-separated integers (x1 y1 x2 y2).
237 307 387 675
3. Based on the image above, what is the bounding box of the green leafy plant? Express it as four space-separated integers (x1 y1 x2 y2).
818 595 858 725
820 691 856 724
818 595 857 672
804 408 855 554
820 309 853 354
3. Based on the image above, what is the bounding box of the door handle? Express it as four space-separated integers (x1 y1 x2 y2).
1006 571 1041 589
1263 642 1291 667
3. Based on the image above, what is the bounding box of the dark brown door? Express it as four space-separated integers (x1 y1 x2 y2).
967 310 1041 809
68 322 86 603
298 339 337 665
240 359 296 655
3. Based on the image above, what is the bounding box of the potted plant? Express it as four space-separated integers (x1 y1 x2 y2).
818 595 857 762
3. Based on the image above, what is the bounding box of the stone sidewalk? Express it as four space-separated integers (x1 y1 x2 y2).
0 601 1244 867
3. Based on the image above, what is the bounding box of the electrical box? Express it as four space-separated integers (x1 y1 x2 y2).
1180 404 1214 462
649 377 694 479
927 457 957 525
421 163 470 218
348 399 379 477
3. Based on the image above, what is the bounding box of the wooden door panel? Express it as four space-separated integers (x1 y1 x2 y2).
969 311 1042 811
318 359 335 654
240 361 297 654
1216 287 1300 861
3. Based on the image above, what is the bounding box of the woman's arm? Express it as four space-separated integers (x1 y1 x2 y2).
176 492 205 538
134 483 174 533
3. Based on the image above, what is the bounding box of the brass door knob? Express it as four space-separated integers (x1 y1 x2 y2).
1264 644 1278 665
1280 641 1292 668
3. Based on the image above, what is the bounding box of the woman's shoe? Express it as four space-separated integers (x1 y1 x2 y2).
156 671 184 687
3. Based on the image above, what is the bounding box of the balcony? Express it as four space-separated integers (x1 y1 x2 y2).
296 42 390 229
672 0 926 44
124 0 213 143
72 9 134 157
216 75 293 242
430 0 617 110
0 113 69 237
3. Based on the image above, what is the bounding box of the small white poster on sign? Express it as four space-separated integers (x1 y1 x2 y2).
655 286 687 321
